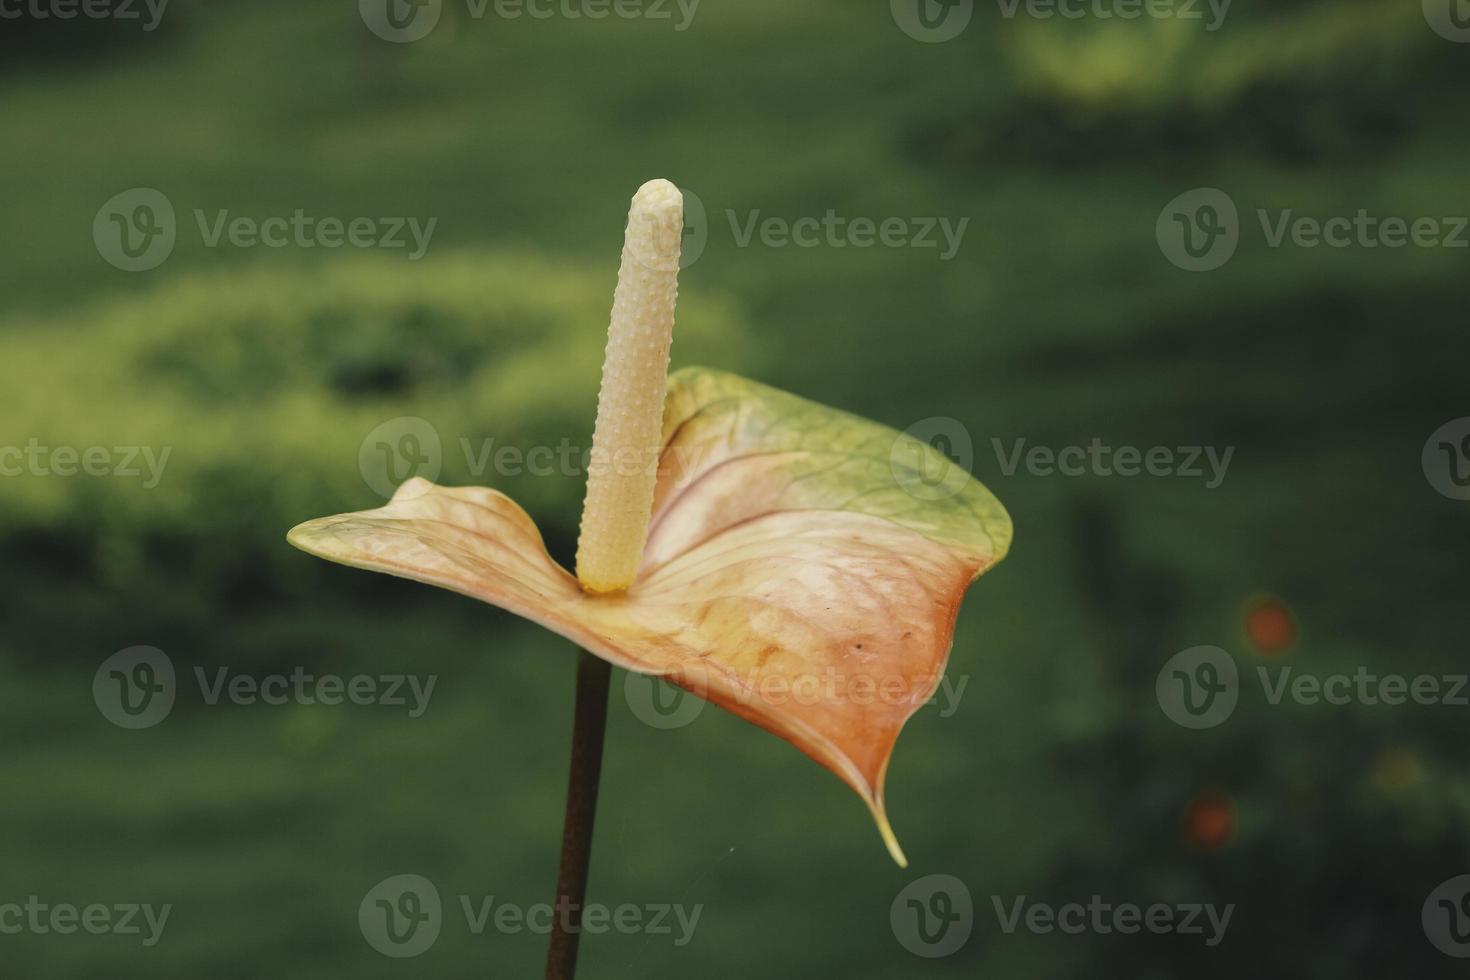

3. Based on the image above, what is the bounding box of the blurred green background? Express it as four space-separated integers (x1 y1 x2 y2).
2 0 1468 976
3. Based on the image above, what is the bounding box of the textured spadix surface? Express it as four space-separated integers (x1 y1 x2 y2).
576 178 683 593
288 367 1011 865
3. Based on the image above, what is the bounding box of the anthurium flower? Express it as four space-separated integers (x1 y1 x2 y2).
288 180 1011 867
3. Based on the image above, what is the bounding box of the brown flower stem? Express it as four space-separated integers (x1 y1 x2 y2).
545 648 612 980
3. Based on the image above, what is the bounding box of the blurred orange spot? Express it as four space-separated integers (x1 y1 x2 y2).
1371 747 1424 792
1183 790 1236 852
1243 595 1297 656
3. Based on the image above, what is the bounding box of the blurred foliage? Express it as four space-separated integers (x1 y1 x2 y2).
0 252 745 659
918 0 1453 166
0 0 176 70
1005 0 1416 111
